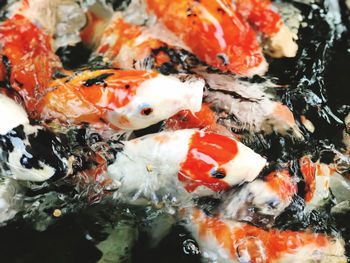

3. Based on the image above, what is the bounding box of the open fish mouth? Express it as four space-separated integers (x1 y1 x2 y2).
0 0 350 262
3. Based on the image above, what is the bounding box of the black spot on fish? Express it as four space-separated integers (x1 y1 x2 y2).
0 124 71 181
52 70 70 80
125 84 130 89
14 79 23 88
2 55 11 81
0 55 13 91
217 8 225 14
83 73 115 87
99 117 107 123
25 127 69 180
8 125 26 140
217 53 229 66
0 135 14 152
186 7 197 17
105 0 131 11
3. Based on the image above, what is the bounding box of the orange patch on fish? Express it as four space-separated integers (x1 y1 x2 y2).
300 156 316 203
97 16 168 65
0 14 59 113
166 104 233 137
236 0 282 37
146 0 264 75
273 103 297 126
264 170 297 201
80 11 108 47
153 134 174 145
37 69 158 128
178 131 238 192
96 17 143 58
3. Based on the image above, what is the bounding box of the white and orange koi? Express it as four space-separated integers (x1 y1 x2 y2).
38 69 204 130
107 129 266 204
185 208 346 263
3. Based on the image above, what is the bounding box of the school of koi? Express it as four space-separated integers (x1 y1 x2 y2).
0 0 349 262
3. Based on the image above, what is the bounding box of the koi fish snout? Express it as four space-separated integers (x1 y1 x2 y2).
107 74 205 130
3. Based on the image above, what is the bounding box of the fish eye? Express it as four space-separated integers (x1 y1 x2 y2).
140 107 153 116
210 167 226 179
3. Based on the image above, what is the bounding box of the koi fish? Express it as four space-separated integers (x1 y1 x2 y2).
0 0 86 112
37 69 204 130
0 93 71 182
80 10 110 49
203 74 303 138
185 208 346 263
107 129 266 204
93 12 186 73
300 156 350 209
144 0 267 76
165 103 233 137
221 169 297 227
0 13 60 113
235 0 298 57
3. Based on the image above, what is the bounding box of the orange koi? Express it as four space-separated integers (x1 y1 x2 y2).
0 14 60 113
235 0 282 38
145 0 267 76
187 208 346 263
80 11 109 49
235 0 298 57
95 13 174 71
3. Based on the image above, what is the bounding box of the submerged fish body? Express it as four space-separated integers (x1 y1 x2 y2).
0 14 59 113
0 94 70 182
185 208 346 263
95 13 169 70
165 103 234 138
234 0 298 58
0 177 23 223
300 156 350 209
38 69 204 130
221 169 297 227
108 129 266 204
203 74 302 137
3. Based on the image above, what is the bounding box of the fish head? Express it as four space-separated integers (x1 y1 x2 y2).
105 73 204 130
178 131 266 193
